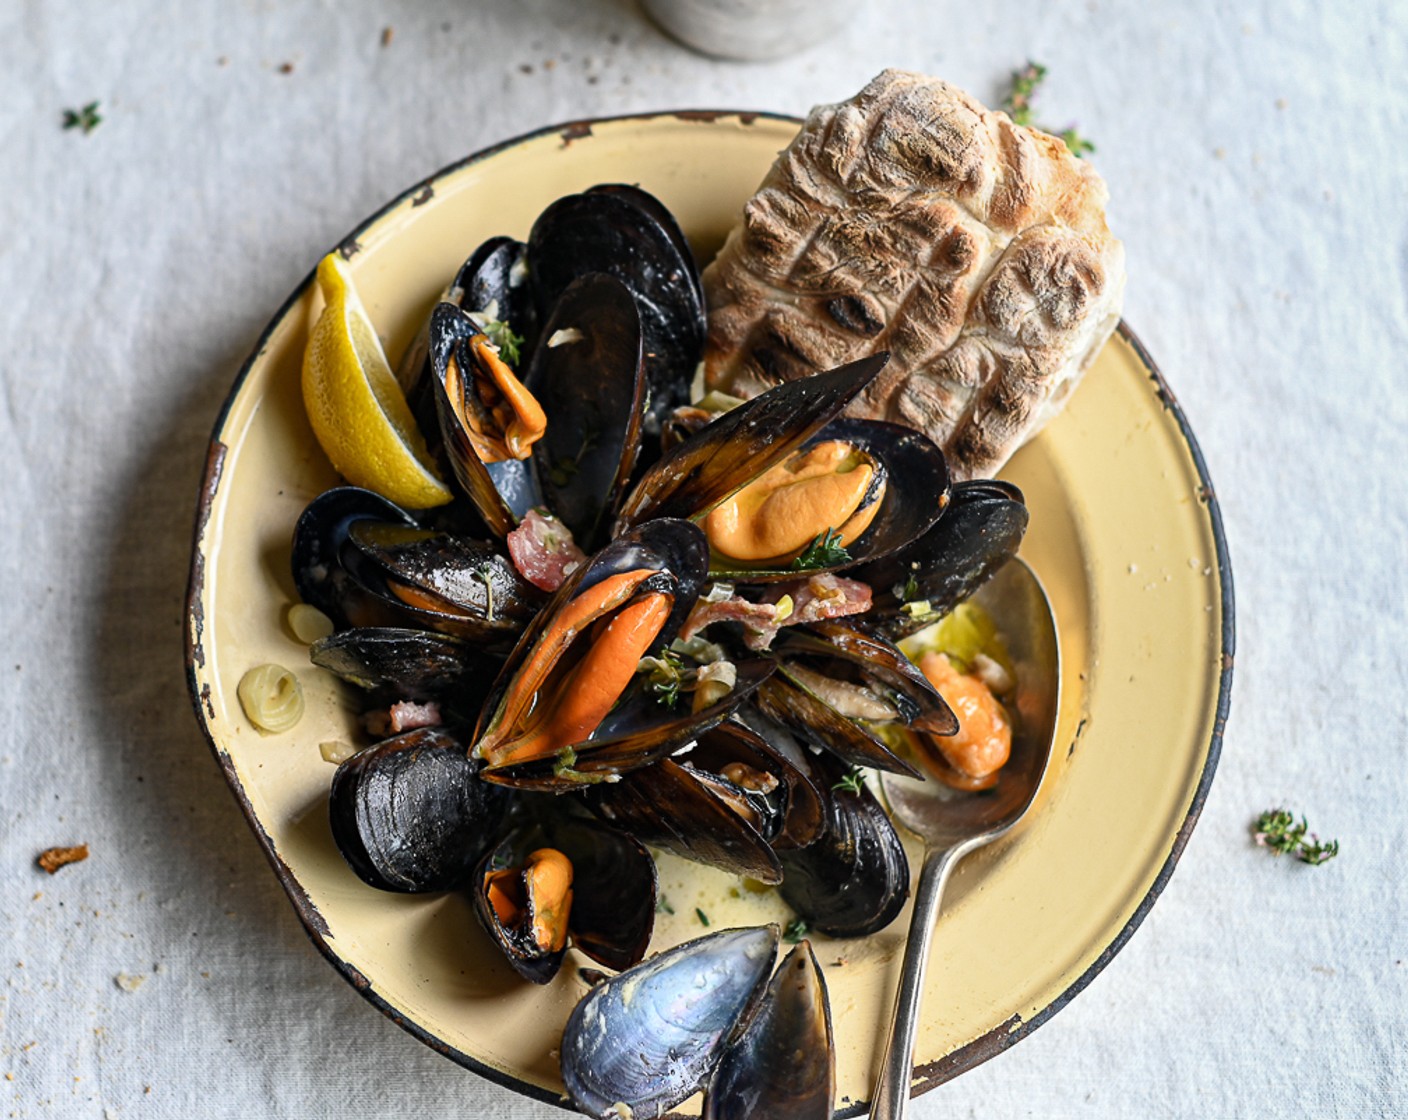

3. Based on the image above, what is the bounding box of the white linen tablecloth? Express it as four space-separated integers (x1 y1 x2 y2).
1 0 1404 1115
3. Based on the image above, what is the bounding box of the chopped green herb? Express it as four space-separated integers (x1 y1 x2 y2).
1253 809 1340 866
695 907 710 927
892 573 921 603
655 895 675 915
639 648 685 708
791 527 850 571
481 318 524 367
1002 61 1097 158
62 101 103 134
783 918 809 943
832 768 866 795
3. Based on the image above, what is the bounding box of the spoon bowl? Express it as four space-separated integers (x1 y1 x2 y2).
882 557 1062 852
869 557 1061 1119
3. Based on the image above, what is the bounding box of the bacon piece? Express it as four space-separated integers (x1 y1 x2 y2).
365 700 443 738
507 508 587 592
683 574 872 651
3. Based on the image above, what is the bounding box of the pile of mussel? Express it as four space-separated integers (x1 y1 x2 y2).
293 185 1028 1116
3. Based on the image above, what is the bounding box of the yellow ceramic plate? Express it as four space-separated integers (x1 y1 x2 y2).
184 113 1232 1116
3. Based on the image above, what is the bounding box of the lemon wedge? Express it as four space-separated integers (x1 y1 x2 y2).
301 253 452 509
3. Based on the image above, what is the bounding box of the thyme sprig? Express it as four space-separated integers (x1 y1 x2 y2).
639 648 686 708
482 318 524 367
792 527 850 571
1002 62 1097 158
832 768 866 795
1253 809 1340 866
62 101 103 134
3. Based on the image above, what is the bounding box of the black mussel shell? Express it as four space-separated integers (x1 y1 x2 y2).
473 827 571 984
453 236 537 354
328 727 509 893
703 941 835 1120
756 621 959 777
777 753 910 938
292 487 418 628
586 183 703 306
703 418 951 583
678 719 824 850
484 659 774 792
429 302 543 538
854 478 1028 639
526 273 646 551
528 187 705 433
342 521 540 641
543 816 656 973
560 926 779 1120
586 755 784 884
309 626 497 706
615 353 888 532
396 236 535 408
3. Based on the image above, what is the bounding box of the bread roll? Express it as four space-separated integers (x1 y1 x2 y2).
703 69 1125 480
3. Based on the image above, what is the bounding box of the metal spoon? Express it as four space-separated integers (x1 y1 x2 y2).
869 557 1062 1119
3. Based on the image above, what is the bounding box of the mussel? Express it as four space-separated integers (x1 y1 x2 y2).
528 186 705 434
560 926 779 1119
703 941 834 1120
852 478 1028 639
429 302 546 537
291 486 418 629
328 727 509 893
776 751 910 938
523 273 647 551
472 816 655 984
472 519 773 790
309 626 497 708
584 718 817 885
756 621 956 776
340 521 540 641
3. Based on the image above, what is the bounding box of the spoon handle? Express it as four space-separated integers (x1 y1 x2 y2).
868 843 962 1120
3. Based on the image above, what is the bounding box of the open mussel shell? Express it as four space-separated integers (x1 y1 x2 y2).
586 755 782 884
328 727 510 893
309 626 497 706
703 941 835 1120
473 828 572 984
756 621 958 777
525 273 646 552
853 478 1029 639
586 183 703 306
528 186 705 433
583 713 817 882
453 236 537 350
341 521 539 642
560 926 779 1120
472 519 710 782
777 752 910 938
484 659 774 792
473 814 653 985
615 353 887 532
292 486 418 628
429 302 543 538
703 417 951 583
395 236 535 405
678 719 824 850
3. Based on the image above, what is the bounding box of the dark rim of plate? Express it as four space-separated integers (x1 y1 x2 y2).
183 111 1234 1118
